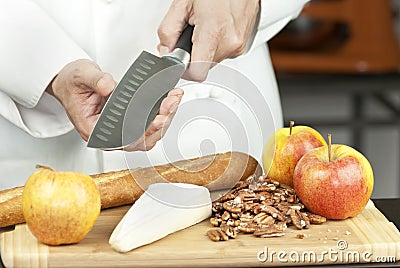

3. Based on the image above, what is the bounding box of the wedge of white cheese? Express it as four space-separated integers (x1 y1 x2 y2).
109 183 212 252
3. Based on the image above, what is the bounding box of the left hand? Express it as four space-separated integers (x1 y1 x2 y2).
157 0 260 82
124 88 183 151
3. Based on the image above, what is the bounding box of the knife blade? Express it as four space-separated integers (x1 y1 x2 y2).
87 25 193 149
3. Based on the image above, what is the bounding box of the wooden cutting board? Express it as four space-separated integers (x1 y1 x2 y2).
1 200 399 267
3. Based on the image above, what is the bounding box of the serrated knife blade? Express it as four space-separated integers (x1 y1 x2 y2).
87 26 193 149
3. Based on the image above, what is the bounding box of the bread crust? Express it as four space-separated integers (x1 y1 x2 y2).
0 152 260 227
0 187 24 227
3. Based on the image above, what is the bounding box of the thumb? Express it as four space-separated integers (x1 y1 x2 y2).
80 62 116 97
157 0 191 54
95 73 116 97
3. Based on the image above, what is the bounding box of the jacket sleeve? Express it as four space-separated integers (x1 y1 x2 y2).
246 0 310 52
0 0 90 138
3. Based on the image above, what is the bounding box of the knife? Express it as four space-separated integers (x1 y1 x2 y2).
87 25 193 150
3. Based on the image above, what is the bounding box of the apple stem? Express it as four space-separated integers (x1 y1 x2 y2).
328 134 332 162
289 121 294 135
36 165 54 171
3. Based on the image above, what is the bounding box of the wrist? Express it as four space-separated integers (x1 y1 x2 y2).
45 75 65 104
45 75 57 97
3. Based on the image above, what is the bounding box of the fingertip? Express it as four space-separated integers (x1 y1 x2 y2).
182 59 213 82
158 44 171 57
168 88 184 96
186 26 218 82
81 134 89 142
157 26 177 52
158 1 190 52
169 101 180 114
182 66 208 82
96 73 116 96
159 92 182 115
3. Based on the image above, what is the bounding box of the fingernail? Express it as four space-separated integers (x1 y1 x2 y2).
97 76 106 87
159 45 170 57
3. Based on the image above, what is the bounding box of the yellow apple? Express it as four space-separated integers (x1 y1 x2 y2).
293 135 374 219
22 166 101 245
262 121 326 186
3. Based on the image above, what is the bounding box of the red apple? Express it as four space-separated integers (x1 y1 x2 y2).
293 134 374 219
262 121 326 187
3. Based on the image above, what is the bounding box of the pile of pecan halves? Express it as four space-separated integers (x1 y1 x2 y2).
207 175 327 241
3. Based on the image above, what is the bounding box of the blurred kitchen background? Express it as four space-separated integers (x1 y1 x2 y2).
269 0 400 198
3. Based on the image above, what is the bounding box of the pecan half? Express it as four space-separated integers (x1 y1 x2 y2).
221 211 231 221
239 212 253 223
290 209 310 229
212 202 224 212
234 179 251 191
253 224 285 238
287 195 296 203
238 222 257 233
226 218 236 226
276 204 292 216
250 203 262 214
300 212 311 228
279 184 296 195
207 228 229 242
261 205 285 221
215 191 236 203
223 200 243 214
220 223 237 239
253 213 275 225
275 221 287 231
210 217 222 227
260 199 275 206
306 212 327 224
231 213 240 219
256 183 277 192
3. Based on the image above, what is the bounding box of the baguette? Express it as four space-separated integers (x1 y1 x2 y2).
0 187 24 228
0 152 260 227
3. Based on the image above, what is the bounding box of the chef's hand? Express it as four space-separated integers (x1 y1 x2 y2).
47 59 183 151
157 0 260 82
123 87 183 151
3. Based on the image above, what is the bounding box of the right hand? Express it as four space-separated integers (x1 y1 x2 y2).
48 59 183 151
157 0 260 82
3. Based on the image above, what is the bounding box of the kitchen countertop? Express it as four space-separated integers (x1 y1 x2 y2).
374 199 400 229
1 198 399 268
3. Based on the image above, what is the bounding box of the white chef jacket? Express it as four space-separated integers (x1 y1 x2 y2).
0 0 309 190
